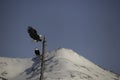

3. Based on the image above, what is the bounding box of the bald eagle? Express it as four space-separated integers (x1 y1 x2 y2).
35 48 40 56
28 26 42 42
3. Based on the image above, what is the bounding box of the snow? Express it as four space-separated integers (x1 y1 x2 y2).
0 48 119 80
0 57 33 79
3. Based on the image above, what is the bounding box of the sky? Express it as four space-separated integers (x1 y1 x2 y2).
0 0 120 74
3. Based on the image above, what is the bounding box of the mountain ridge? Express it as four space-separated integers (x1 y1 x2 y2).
0 48 120 80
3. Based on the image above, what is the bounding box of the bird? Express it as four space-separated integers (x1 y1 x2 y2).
35 48 40 56
27 26 42 42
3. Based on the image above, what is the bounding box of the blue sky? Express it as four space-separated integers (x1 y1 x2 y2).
0 0 120 74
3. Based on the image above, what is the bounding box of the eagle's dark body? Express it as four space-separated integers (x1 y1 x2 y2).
28 27 42 42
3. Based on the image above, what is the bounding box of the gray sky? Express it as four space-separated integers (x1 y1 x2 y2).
0 0 120 74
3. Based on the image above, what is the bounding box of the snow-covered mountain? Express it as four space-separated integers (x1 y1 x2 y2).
0 48 120 80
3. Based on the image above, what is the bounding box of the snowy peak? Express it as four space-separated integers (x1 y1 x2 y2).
48 48 96 66
0 48 120 80
44 48 120 80
45 48 91 70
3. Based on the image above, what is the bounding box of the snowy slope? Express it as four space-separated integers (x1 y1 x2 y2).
0 48 120 80
0 57 33 80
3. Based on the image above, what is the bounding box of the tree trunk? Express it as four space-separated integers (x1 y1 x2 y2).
40 36 46 80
